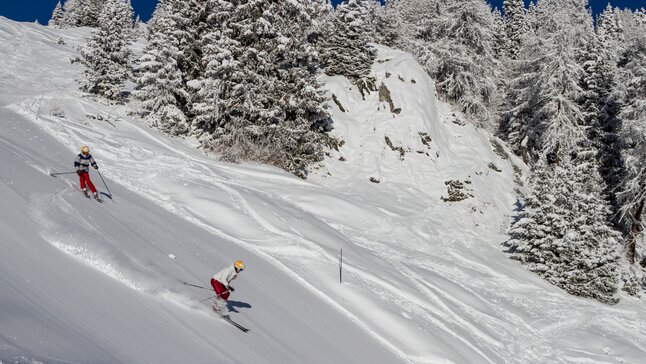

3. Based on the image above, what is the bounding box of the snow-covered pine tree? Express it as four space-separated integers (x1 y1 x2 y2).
505 0 622 303
147 1 175 36
454 0 497 120
266 0 335 175
62 0 82 27
432 0 498 123
502 0 526 60
564 144 621 304
372 1 398 47
490 7 511 122
189 0 237 141
120 0 135 32
62 0 105 27
392 0 497 125
617 31 646 267
172 0 210 81
525 1 540 34
79 0 134 100
498 50 539 163
499 3 534 157
191 0 333 178
578 33 625 228
134 0 189 135
307 0 334 40
385 0 439 43
159 0 210 119
500 0 592 163
534 33 586 163
508 154 621 304
507 159 589 292
84 0 105 27
635 8 646 27
491 8 509 60
507 159 566 266
318 0 378 89
49 2 65 28
497 0 541 138
146 0 167 36
579 36 606 142
597 4 625 53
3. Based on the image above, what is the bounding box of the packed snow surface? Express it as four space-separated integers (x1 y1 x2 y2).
1 17 645 364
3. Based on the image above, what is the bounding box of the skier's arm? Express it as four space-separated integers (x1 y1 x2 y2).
90 156 98 169
223 269 237 289
74 155 81 171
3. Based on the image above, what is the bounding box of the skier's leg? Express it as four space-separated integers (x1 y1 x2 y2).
85 175 98 194
210 278 221 293
210 278 230 300
210 279 230 312
211 279 225 311
79 172 87 190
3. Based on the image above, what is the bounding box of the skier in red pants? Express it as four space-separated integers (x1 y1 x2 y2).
211 260 244 313
75 146 101 200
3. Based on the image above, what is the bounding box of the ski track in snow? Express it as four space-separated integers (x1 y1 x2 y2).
2 19 646 364
20 101 429 362
15 84 643 364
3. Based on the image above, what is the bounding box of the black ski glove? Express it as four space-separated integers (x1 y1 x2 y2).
228 286 235 292
94 165 99 170
76 170 83 176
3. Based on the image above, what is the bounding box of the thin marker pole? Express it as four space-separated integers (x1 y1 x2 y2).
339 247 343 284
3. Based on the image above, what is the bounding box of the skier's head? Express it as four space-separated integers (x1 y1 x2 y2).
234 260 245 273
81 146 90 155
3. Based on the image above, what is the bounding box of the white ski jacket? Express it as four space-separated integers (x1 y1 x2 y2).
212 265 238 289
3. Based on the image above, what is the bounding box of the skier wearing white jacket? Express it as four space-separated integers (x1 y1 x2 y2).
210 260 245 303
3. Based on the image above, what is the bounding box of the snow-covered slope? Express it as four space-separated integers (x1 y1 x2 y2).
1 17 645 364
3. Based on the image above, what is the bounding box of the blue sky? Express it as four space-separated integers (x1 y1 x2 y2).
0 0 642 24
0 0 158 23
488 0 644 14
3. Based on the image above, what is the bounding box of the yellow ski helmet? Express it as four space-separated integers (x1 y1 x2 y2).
81 146 90 154
234 260 245 271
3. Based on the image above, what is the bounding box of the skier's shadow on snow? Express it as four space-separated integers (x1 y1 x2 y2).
226 300 251 313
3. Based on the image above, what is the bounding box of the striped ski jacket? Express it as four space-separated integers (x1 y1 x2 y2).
74 153 98 172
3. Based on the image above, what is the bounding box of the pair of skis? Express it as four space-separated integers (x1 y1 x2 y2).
183 281 249 333
212 303 249 332
83 189 103 203
49 171 113 202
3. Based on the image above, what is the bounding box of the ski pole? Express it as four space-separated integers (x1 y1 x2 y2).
199 295 218 302
49 171 78 177
182 281 231 294
199 289 232 302
96 170 113 198
183 281 213 291
182 282 230 301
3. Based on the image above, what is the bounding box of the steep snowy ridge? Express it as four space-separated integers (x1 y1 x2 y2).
321 44 521 236
1 17 646 364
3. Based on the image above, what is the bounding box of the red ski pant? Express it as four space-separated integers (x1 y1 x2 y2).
78 172 97 193
210 278 230 301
